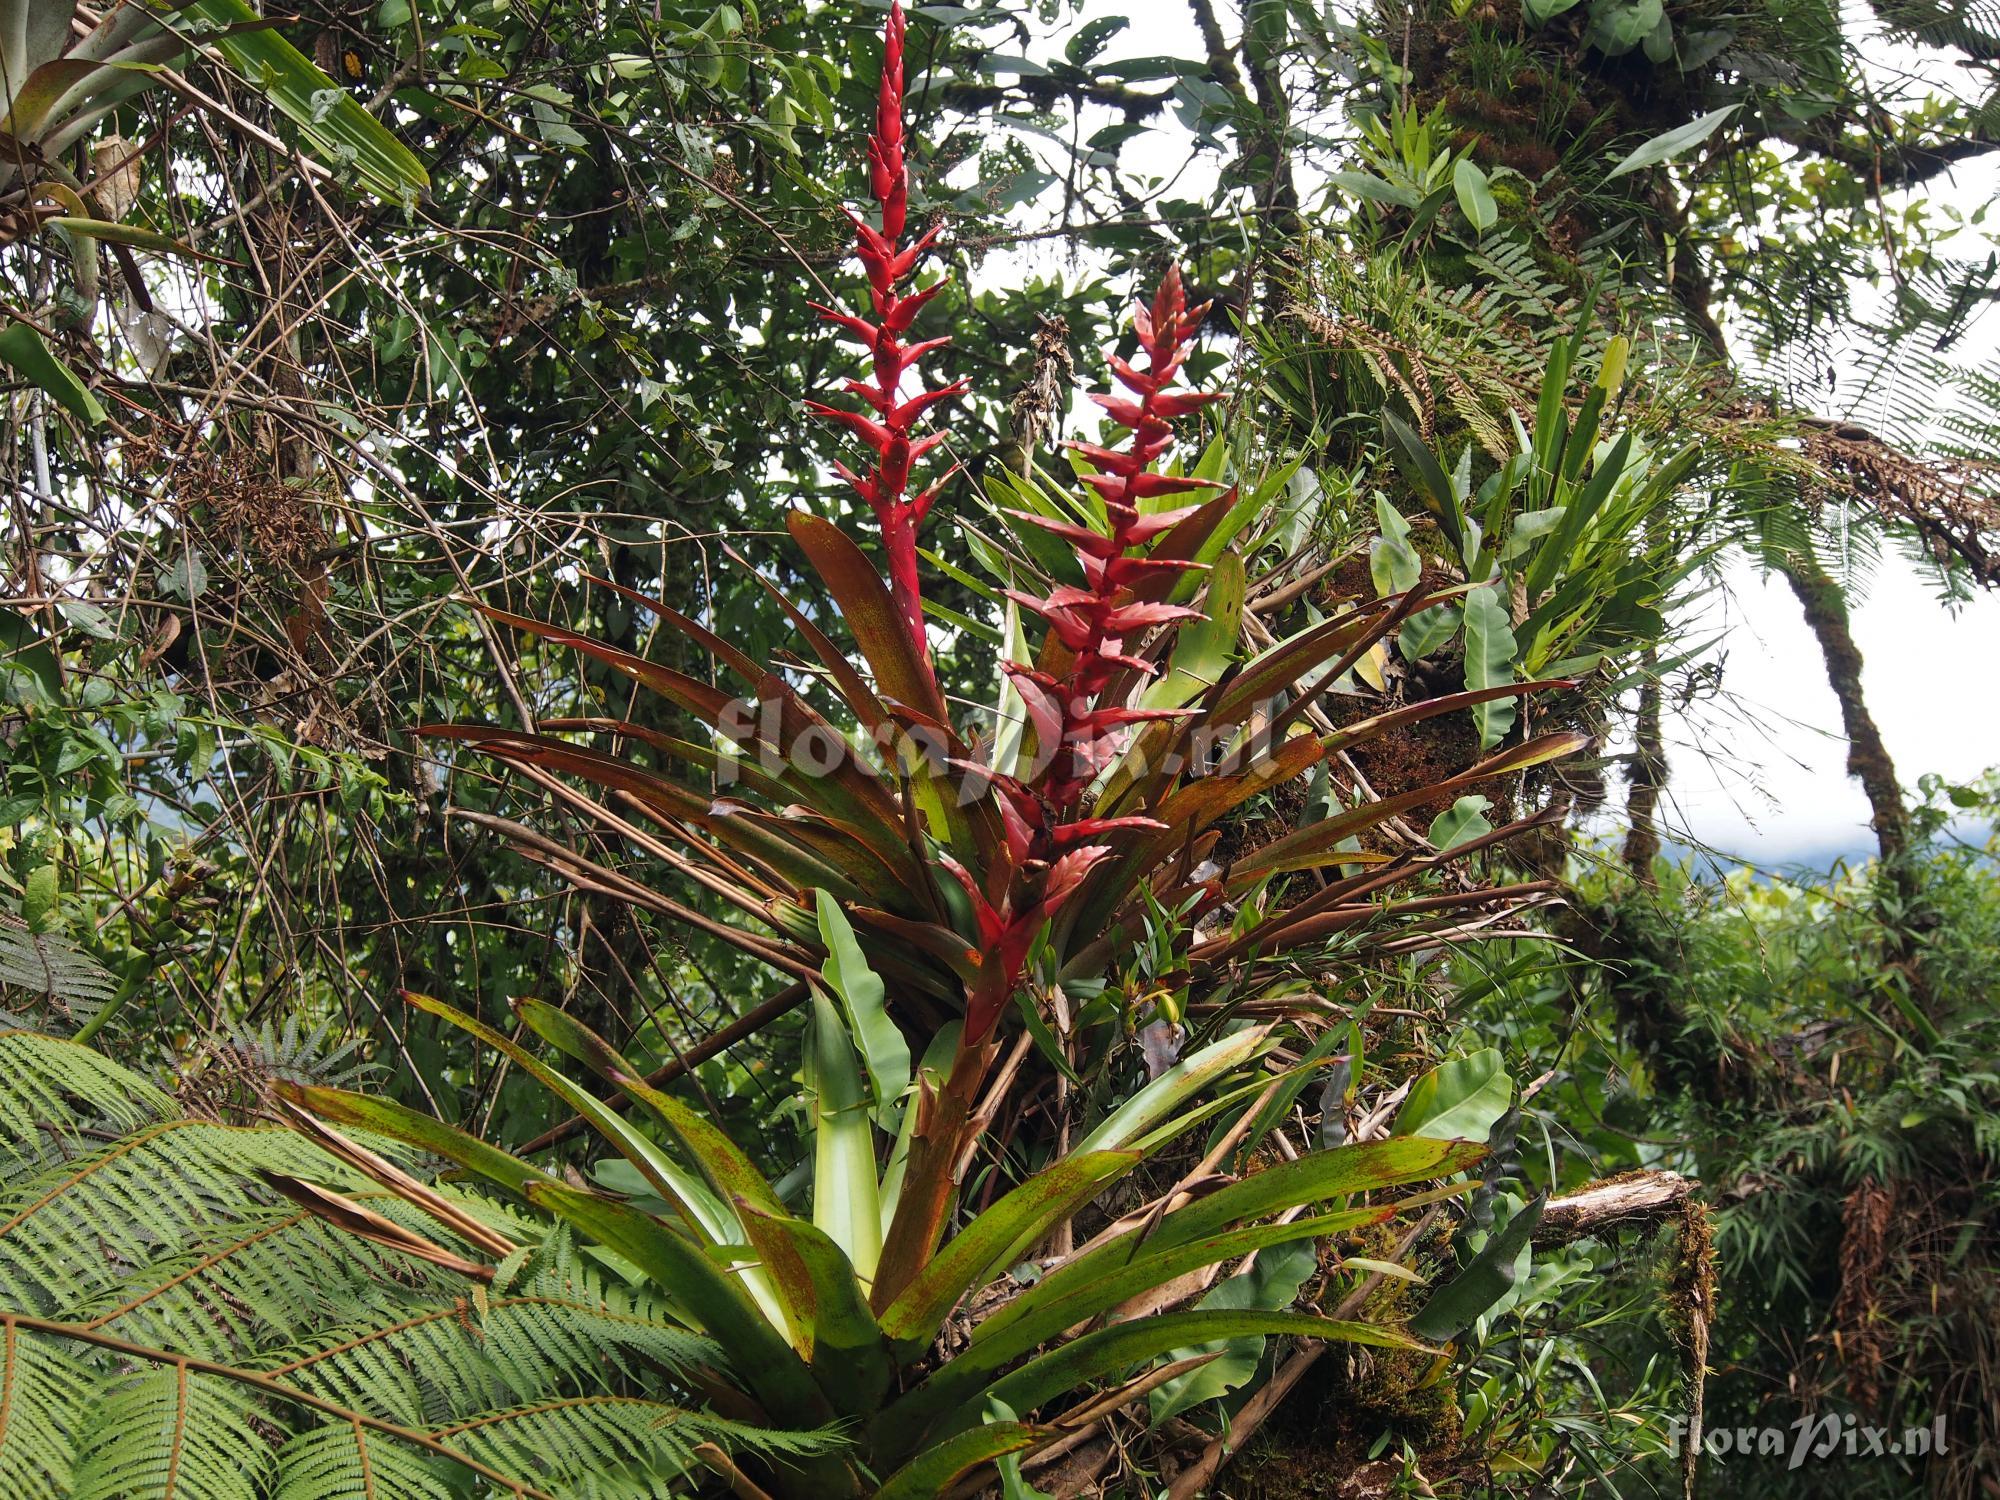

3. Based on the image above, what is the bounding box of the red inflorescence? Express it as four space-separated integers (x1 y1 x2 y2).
941 268 1220 1039
805 0 966 683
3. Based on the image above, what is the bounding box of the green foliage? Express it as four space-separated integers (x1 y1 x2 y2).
0 1030 819 1499
285 991 1476 1496
1 0 1994 1494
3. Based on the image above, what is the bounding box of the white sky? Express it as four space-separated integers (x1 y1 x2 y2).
965 2 2000 866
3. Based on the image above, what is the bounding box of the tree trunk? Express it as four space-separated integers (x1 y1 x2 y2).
1776 552 1909 863
1775 549 1930 1006
1624 648 1666 887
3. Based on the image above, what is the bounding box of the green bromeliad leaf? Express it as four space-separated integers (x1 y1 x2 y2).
1147 1237 1320 1423
876 1422 1043 1500
815 889 911 1131
805 988 885 1284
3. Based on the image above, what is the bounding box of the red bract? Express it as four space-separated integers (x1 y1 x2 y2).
959 266 1220 1039
1005 265 1219 806
805 0 965 689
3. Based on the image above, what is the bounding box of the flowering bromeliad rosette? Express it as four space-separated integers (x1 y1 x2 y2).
948 267 1222 1040
410 0 1584 1306
269 7 1602 1493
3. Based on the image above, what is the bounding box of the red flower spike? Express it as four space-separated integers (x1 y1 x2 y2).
957 264 1221 1040
1002 264 1218 821
810 0 961 682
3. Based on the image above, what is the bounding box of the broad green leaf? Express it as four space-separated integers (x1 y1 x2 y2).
42 217 215 261
171 0 429 200
1370 499 1420 598
1149 1239 1319 1423
1381 409 1464 554
1409 1194 1547 1340
1522 432 1635 599
401 992 739 1247
878 1149 1140 1352
0 612 60 704
512 999 787 1220
1398 601 1461 661
1451 157 1498 234
960 1208 1398 1385
738 1205 894 1416
955 1311 1418 1441
525 1183 832 1427
1141 551 1243 709
805 989 883 1283
22 863 60 933
284 1082 557 1200
1072 1028 1271 1155
1607 105 1738 178
1523 0 1585 21
1148 1137 1486 1252
1499 507 1567 566
991 598 1032 775
1325 170 1420 209
815 889 910 1130
1462 586 1518 750
1065 14 1128 63
1428 795 1495 850
0 322 105 426
1583 0 1665 54
510 998 807 1345
1394 1049 1513 1142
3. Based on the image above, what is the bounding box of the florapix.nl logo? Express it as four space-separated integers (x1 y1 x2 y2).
1669 1414 1948 1470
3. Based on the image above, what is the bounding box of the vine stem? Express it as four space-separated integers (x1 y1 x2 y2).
0 1312 549 1498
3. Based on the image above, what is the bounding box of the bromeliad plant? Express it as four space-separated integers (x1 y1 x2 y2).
414 0 1584 1305
285 2 1595 1488
1371 321 1705 746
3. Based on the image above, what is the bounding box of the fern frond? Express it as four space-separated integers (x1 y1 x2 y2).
0 921 115 1037
0 1320 93 1499
267 1423 458 1500
67 1367 271 1500
0 1030 173 1180
0 1033 832 1497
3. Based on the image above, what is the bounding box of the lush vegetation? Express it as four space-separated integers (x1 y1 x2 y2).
2 0 1997 1494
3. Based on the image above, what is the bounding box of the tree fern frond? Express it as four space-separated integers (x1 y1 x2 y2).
0 921 115 1038
57 1209 439 1362
0 1320 92 1499
268 1422 459 1500
436 1393 845 1499
0 1122 367 1325
0 1031 173 1179
67 1367 272 1500
0 1034 831 1497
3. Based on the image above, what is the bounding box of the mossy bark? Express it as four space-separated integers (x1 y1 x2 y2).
1775 549 1931 1008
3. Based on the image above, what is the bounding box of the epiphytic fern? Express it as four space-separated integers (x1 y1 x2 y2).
0 1029 834 1499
